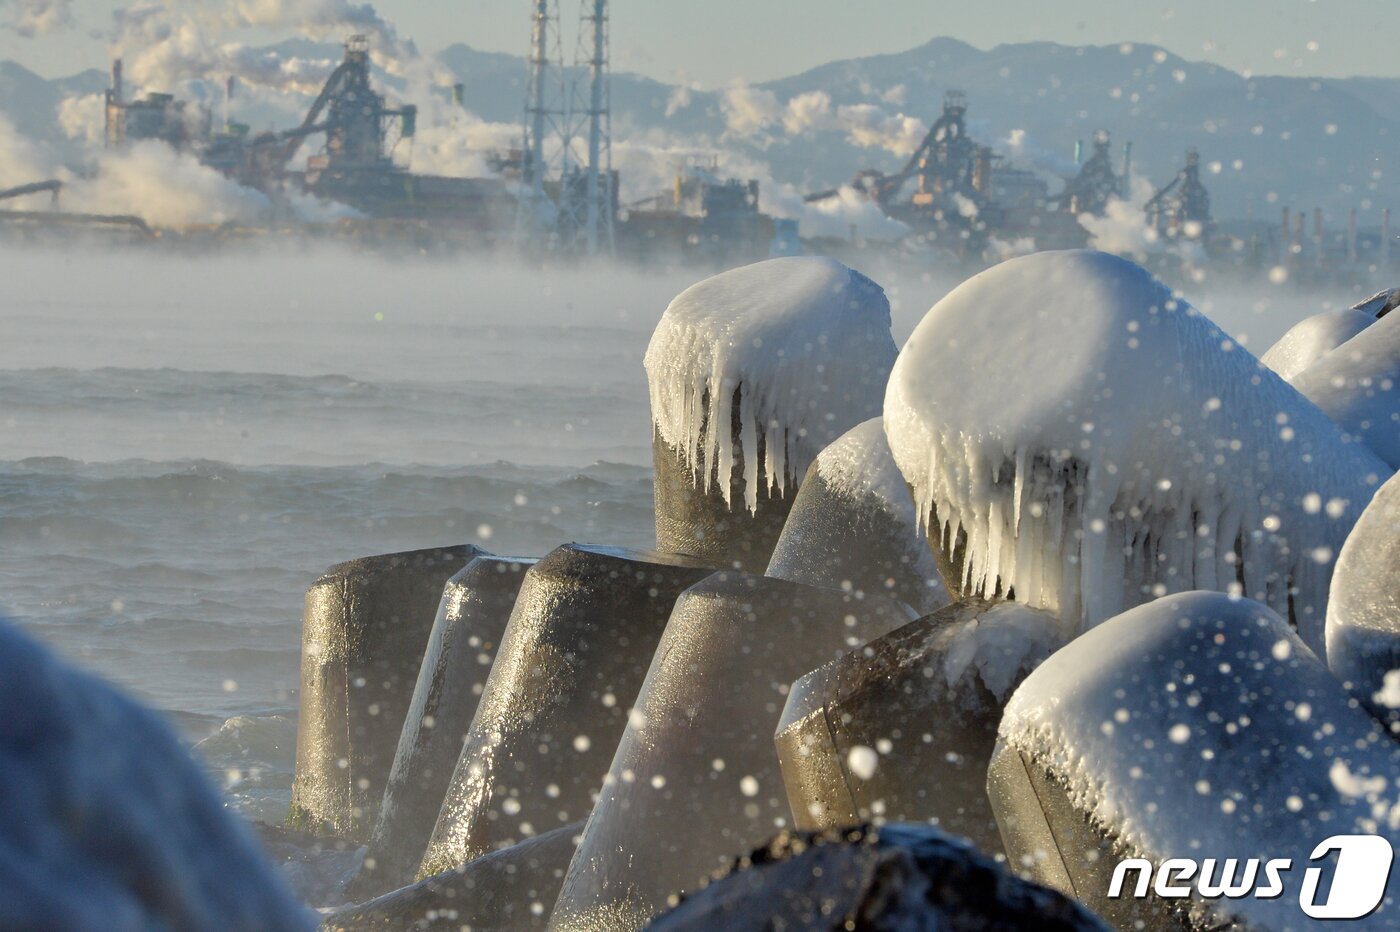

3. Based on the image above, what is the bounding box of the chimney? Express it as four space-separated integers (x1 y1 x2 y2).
111 59 124 104
1383 208 1392 267
1348 207 1358 264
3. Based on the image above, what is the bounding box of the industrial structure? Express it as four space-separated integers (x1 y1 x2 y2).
1054 129 1128 217
1145 148 1213 241
624 163 775 263
515 0 616 254
806 92 1116 257
39 4 1397 286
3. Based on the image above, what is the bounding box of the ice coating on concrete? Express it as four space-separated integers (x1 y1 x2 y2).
0 619 312 931
1000 591 1400 929
1328 470 1400 719
1260 308 1375 381
809 417 913 507
1292 310 1400 468
645 257 898 513
883 250 1387 648
939 601 1063 702
796 416 947 609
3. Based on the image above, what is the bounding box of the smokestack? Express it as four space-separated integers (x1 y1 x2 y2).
1073 139 1083 165
1295 212 1305 251
1282 207 1291 261
1120 141 1132 192
111 59 123 104
1349 207 1358 264
1383 208 1392 267
1314 207 1324 266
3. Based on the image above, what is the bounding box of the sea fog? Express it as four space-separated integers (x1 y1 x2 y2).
0 242 1368 823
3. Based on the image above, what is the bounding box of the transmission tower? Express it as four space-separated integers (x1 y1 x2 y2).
515 0 568 247
514 0 614 255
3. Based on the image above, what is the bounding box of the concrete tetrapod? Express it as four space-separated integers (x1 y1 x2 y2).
1328 469 1400 731
351 556 535 897
989 591 1400 930
646 258 898 571
418 544 714 879
776 600 1063 854
766 417 948 614
290 544 487 839
323 822 582 932
648 823 1108 930
549 572 914 931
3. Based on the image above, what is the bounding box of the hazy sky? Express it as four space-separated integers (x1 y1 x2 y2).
3 0 1398 85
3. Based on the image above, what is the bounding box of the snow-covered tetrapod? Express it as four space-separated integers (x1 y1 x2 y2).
1260 308 1377 381
989 591 1400 930
1291 308 1400 468
324 822 581 932
548 572 913 931
1328 470 1400 729
290 545 486 839
766 417 950 614
418 544 713 880
646 257 897 571
776 600 1062 854
353 555 535 897
883 250 1388 652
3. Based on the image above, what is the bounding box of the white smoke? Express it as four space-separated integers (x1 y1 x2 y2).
1078 174 1161 259
664 84 695 118
834 103 925 157
0 113 58 188
774 91 926 158
720 81 781 137
765 184 909 242
110 0 444 97
6 0 74 37
56 93 108 148
1002 128 1079 178
66 142 272 225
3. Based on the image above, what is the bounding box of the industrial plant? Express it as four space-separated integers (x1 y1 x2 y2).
0 0 1393 286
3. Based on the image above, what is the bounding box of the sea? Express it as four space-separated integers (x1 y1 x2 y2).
0 243 1347 839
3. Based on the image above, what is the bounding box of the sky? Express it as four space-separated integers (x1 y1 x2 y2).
2 0 1398 86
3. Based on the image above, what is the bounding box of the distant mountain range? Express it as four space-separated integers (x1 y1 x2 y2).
5 35 1399 221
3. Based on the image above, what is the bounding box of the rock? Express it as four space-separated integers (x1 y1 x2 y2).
990 591 1400 930
648 823 1108 931
1328 470 1400 730
323 822 581 932
549 572 913 931
766 417 949 614
0 619 312 930
418 544 713 879
290 545 487 840
777 600 1062 853
352 556 535 897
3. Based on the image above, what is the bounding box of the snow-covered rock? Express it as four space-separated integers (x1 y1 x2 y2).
1351 286 1400 320
884 250 1387 649
1328 470 1400 727
0 619 312 930
1260 308 1376 381
1292 309 1400 468
766 417 949 613
648 823 1108 930
993 591 1400 930
644 257 897 514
